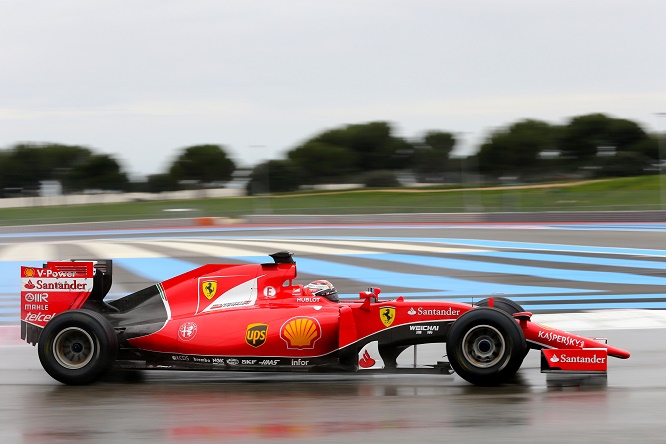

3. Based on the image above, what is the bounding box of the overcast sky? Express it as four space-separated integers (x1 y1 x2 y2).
1 0 665 177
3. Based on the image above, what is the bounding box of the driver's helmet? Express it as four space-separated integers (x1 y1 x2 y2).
304 280 339 302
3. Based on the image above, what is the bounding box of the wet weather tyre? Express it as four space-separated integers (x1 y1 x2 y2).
477 297 531 358
446 307 526 386
37 309 118 385
477 297 525 315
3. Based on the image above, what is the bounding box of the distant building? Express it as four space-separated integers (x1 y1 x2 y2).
39 181 62 197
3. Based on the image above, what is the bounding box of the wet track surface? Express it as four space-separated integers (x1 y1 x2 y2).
2 328 665 443
2 223 666 443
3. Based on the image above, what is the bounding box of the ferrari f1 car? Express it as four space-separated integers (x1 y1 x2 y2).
20 252 630 386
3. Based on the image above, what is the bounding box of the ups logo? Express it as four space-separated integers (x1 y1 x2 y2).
246 323 268 347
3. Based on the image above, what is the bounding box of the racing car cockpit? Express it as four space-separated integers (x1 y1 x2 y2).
304 280 339 302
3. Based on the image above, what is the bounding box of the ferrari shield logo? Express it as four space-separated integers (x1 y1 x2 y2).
202 280 218 300
380 306 395 327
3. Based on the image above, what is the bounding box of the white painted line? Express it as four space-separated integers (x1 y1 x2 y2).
220 239 378 256
532 309 666 331
77 241 165 259
0 243 58 261
138 240 264 258
283 238 491 254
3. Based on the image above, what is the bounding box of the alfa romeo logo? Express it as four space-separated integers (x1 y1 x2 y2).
178 322 198 341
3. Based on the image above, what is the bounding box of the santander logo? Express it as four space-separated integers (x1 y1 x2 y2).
359 350 376 368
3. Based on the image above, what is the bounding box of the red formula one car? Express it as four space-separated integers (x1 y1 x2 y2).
20 252 630 386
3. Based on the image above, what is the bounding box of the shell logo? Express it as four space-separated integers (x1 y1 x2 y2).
280 316 322 350
24 268 35 277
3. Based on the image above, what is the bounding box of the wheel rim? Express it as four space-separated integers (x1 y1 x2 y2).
461 324 506 368
52 327 96 370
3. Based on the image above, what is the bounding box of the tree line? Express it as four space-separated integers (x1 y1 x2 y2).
0 144 235 197
0 113 661 198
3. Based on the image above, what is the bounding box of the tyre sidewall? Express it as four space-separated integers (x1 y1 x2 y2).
446 307 526 386
38 309 117 385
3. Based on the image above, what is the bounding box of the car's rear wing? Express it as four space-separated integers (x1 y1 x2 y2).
20 259 113 345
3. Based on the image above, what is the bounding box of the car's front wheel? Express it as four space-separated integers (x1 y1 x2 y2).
38 309 118 385
476 296 525 315
446 307 526 386
476 296 531 357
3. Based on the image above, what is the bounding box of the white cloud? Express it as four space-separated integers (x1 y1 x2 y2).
1 0 665 175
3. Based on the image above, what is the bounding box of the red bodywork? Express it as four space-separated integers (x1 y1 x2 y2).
125 261 472 360
21 257 629 376
20 262 94 328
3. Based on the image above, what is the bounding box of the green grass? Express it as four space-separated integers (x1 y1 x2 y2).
0 176 663 226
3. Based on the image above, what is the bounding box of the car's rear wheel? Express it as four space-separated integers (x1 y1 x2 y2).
446 307 526 386
38 309 118 385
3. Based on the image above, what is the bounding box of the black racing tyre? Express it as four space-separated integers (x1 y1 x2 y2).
477 297 531 357
446 307 526 386
37 309 118 385
476 296 525 315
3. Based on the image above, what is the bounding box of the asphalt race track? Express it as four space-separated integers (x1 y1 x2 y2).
1 222 666 443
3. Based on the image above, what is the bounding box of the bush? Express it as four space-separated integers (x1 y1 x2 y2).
597 152 651 178
361 170 400 188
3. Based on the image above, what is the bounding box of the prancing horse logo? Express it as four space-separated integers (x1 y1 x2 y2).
202 280 217 300
380 306 395 327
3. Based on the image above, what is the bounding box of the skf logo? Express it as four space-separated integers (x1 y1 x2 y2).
280 317 322 349
202 280 217 300
246 323 268 347
380 306 395 327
